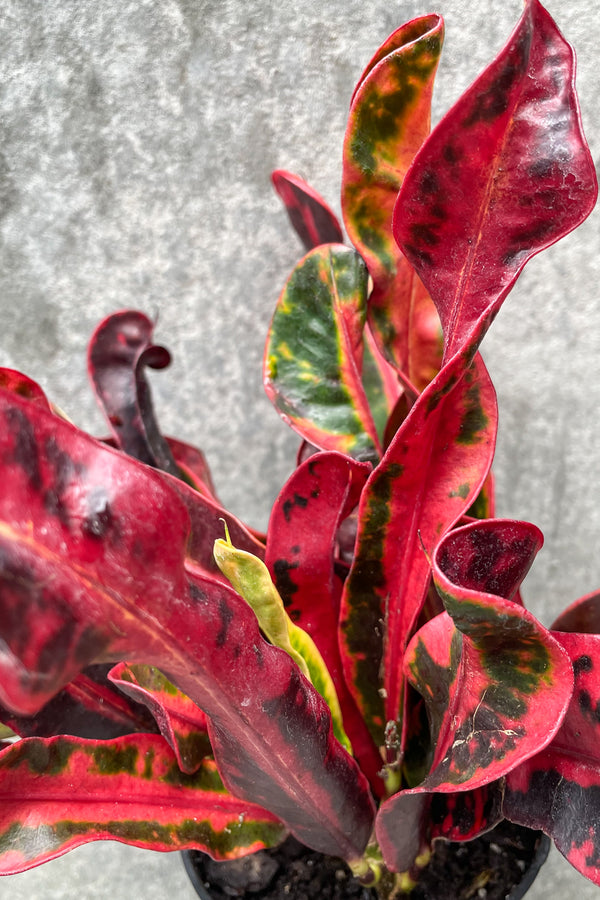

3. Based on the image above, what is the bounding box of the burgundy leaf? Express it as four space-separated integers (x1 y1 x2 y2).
0 389 374 862
88 309 180 476
551 589 600 634
166 435 219 500
271 170 344 251
393 0 598 365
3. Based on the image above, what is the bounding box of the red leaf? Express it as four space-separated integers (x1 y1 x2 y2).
166 435 219 500
164 471 265 579
272 170 344 251
339 352 497 748
551 589 600 634
0 369 52 412
504 631 600 885
0 390 374 862
0 665 158 740
88 310 180 476
393 0 598 365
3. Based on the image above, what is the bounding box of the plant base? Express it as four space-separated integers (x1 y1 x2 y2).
182 821 549 899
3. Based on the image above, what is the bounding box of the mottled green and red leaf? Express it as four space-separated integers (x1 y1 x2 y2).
264 244 381 461
342 14 444 390
0 734 286 874
339 353 497 748
504 631 600 885
376 519 573 873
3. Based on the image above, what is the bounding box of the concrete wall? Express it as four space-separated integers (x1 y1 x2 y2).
1 0 598 896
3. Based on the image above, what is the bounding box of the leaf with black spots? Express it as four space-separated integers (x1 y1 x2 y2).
393 0 597 365
375 519 573 873
0 389 374 862
339 352 497 749
504 631 600 885
264 451 383 794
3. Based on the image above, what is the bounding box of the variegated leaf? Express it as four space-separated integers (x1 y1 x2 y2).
264 244 381 461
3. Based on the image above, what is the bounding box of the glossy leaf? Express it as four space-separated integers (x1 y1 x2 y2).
339 352 497 748
0 368 52 411
376 519 573 873
342 14 444 390
264 451 383 794
361 324 403 444
0 389 374 862
427 519 572 786
165 470 266 579
0 734 286 874
272 170 344 251
504 631 600 885
394 0 598 364
109 663 211 775
551 589 600 634
166 436 219 500
264 244 381 461
0 665 158 740
88 310 180 476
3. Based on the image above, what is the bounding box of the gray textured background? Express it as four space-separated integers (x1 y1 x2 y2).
1 0 599 896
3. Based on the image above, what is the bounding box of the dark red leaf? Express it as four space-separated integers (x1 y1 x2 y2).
504 631 600 885
166 435 219 500
0 664 158 740
551 589 600 633
271 170 344 251
88 309 180 476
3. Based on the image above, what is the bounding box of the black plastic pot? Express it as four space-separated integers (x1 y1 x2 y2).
182 821 550 900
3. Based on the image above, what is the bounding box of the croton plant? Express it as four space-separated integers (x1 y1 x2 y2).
0 0 598 896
